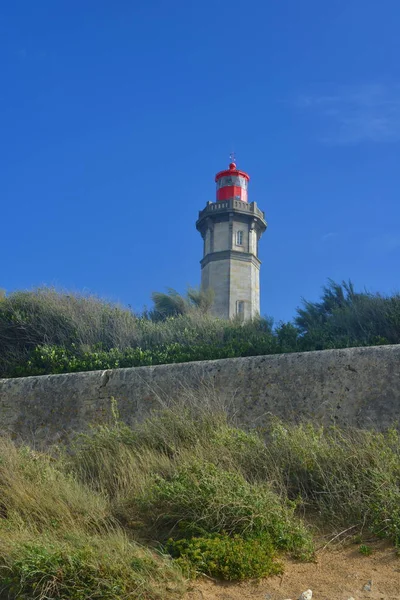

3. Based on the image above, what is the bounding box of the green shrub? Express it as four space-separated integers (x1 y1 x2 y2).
9 334 279 377
0 288 279 378
10 344 155 377
2 281 400 378
126 460 314 559
69 405 400 554
0 288 141 377
295 279 400 350
1 400 400 595
165 533 282 581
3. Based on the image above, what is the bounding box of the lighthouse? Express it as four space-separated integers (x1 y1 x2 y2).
196 159 267 320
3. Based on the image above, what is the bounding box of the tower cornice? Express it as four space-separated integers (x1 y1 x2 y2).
196 199 267 237
200 250 261 269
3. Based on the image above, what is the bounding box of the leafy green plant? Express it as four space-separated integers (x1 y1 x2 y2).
3 280 400 378
295 279 400 350
165 533 282 580
10 335 280 377
126 459 314 559
359 544 373 556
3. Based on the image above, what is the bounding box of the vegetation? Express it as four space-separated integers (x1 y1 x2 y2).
1 282 398 595
0 280 399 378
150 287 214 320
0 434 185 600
165 533 282 581
0 401 398 597
359 544 373 556
0 537 183 600
295 280 400 350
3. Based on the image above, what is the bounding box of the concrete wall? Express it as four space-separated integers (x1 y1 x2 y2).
0 345 399 448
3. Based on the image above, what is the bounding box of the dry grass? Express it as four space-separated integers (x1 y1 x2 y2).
0 398 399 597
0 434 187 599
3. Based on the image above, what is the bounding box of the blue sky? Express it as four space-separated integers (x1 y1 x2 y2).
1 0 399 322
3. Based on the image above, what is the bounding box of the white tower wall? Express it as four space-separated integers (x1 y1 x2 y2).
197 200 266 320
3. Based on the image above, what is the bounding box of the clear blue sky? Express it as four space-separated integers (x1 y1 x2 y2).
1 1 399 322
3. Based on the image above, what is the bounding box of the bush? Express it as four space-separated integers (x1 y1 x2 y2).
68 404 400 552
0 287 280 379
9 333 279 377
0 288 140 377
124 460 314 559
165 533 282 581
295 279 400 350
3 281 400 378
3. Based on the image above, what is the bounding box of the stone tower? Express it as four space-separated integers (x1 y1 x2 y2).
196 160 267 320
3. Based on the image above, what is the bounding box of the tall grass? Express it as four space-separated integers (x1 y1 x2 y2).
263 421 400 542
0 288 139 376
0 437 111 534
68 401 400 549
0 533 184 600
0 434 186 599
2 282 400 377
0 401 399 595
0 288 277 377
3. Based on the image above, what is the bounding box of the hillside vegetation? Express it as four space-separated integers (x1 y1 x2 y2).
0 280 399 378
0 402 398 599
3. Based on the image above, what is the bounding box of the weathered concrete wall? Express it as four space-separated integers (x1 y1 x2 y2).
0 345 399 448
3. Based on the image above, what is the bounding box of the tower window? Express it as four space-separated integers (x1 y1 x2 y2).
236 230 243 246
236 300 245 319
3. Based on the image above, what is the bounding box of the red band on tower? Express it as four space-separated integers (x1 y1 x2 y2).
215 161 250 203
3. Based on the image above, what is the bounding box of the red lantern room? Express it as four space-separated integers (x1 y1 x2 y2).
215 160 250 203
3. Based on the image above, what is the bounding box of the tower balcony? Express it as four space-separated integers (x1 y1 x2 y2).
198 198 265 220
196 198 267 236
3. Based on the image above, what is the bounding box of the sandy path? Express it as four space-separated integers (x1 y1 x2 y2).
184 541 400 600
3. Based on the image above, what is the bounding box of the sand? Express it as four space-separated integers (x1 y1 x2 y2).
184 541 400 600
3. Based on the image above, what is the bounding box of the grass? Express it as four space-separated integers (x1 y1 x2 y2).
125 459 312 556
262 421 400 543
0 288 279 377
0 400 399 597
2 281 400 377
0 533 184 600
0 435 186 599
